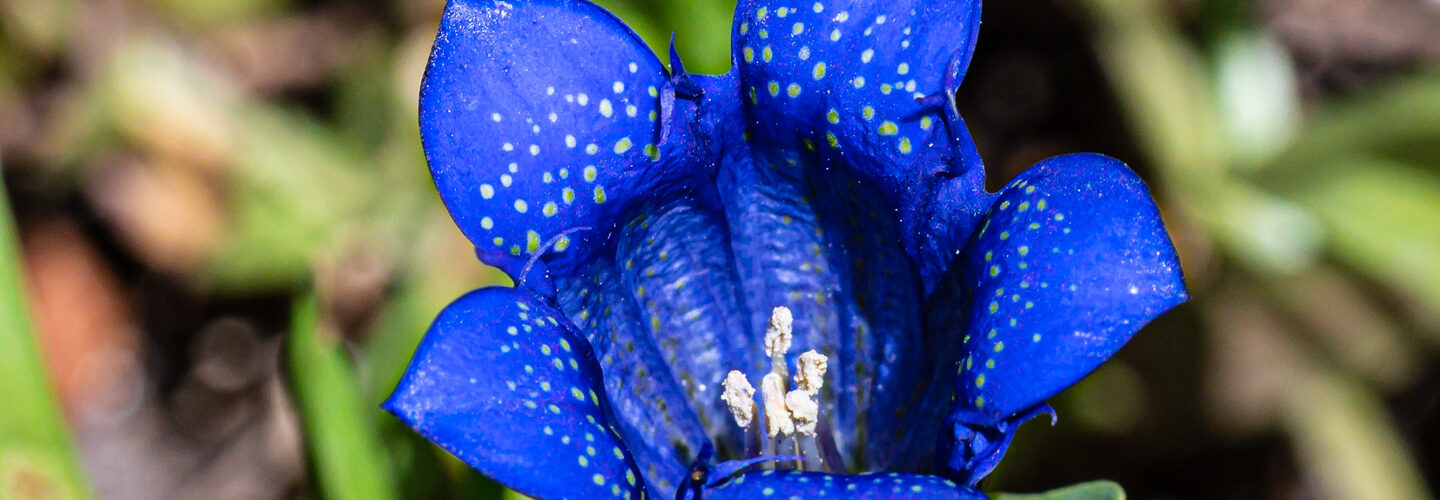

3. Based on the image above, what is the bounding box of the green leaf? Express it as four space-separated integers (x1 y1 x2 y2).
146 0 286 28
206 105 374 291
287 293 399 500
993 480 1126 500
1080 0 1228 183
0 175 91 499
1281 371 1430 500
1274 73 1440 173
1193 180 1324 275
1287 160 1440 323
591 0 736 74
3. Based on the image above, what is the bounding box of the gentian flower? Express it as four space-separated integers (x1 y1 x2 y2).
385 0 1187 498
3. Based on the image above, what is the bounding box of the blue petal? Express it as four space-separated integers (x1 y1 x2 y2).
384 287 650 499
906 110 993 293
519 73 750 499
555 261 707 498
704 471 985 500
421 0 711 284
730 0 995 291
874 131 997 469
712 77 984 471
721 2 997 468
950 153 1187 425
944 404 1054 486
555 196 757 498
731 0 981 164
609 197 759 446
716 144 930 469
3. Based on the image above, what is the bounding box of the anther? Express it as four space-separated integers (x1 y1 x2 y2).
764 306 794 379
788 350 827 438
761 373 794 438
793 350 827 394
720 307 837 471
720 371 756 429
784 389 819 436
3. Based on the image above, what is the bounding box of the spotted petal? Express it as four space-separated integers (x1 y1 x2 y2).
731 0 994 293
384 287 650 500
731 0 981 158
422 0 710 284
541 76 755 499
554 201 748 498
949 153 1186 429
704 471 985 500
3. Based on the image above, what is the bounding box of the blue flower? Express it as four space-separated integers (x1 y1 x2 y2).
384 0 1187 498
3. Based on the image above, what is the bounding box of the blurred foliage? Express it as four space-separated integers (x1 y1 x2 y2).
0 175 89 500
1078 0 1439 498
993 481 1124 500
0 0 1437 498
288 292 399 500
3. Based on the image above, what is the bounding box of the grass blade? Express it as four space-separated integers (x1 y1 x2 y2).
288 292 399 500
0 175 91 499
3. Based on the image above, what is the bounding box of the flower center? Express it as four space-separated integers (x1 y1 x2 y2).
719 306 845 472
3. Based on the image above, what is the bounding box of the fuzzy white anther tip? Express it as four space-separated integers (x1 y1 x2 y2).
794 350 828 394
764 306 794 360
720 370 757 429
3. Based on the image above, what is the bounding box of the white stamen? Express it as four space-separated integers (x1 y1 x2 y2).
723 306 837 469
794 350 828 394
761 373 794 438
785 389 819 436
720 370 757 429
765 307 794 388
764 306 794 360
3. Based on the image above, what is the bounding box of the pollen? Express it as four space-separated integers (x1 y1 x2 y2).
794 350 828 394
720 370 757 429
719 307 839 470
785 389 819 436
764 306 794 361
761 373 794 438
